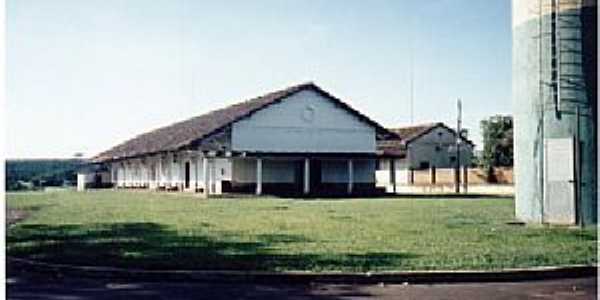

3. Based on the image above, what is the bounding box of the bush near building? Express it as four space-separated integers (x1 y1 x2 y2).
480 115 513 182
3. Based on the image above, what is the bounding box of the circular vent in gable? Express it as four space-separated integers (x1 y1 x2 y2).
302 105 315 123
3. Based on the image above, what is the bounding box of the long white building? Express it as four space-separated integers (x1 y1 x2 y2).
90 82 402 196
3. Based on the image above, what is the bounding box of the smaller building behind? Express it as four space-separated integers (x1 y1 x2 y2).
376 122 475 190
379 122 474 170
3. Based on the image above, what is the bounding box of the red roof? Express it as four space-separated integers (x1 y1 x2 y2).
392 122 474 145
389 123 442 143
93 82 399 162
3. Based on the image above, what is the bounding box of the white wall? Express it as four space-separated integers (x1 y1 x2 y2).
321 160 348 183
232 90 376 153
232 159 296 183
77 171 111 191
110 154 230 191
407 126 473 169
170 156 181 185
233 158 375 184
377 158 409 170
321 159 375 183
375 158 410 187
214 158 232 181
116 166 124 187
112 155 376 190
353 160 376 183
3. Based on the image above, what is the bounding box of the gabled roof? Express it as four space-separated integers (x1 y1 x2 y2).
389 123 440 144
93 82 399 162
376 139 406 158
388 122 475 146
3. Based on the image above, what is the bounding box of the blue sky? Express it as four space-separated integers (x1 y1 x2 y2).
7 0 512 158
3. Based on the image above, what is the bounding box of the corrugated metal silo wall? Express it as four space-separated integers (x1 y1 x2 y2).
512 0 597 224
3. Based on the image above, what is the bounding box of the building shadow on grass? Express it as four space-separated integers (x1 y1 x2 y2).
7 274 378 300
6 205 56 226
7 222 418 272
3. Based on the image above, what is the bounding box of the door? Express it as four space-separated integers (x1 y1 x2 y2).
184 162 191 189
310 159 322 194
150 164 156 182
544 138 576 224
94 173 102 188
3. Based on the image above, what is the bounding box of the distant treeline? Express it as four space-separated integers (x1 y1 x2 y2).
6 159 85 191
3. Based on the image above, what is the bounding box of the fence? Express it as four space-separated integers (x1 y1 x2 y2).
375 167 514 195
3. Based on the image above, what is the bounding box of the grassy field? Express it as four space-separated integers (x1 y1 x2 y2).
6 191 597 272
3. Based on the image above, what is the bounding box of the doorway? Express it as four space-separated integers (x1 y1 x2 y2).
310 159 322 194
544 138 576 225
184 162 191 189
150 164 156 182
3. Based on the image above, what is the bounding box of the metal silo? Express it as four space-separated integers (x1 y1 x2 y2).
512 0 597 225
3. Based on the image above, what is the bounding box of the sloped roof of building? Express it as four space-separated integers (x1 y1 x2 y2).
375 139 406 158
389 123 439 143
387 122 475 146
93 82 399 162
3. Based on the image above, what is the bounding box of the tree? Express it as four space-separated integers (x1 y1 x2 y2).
480 115 513 181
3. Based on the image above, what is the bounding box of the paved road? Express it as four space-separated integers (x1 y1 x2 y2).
7 273 597 300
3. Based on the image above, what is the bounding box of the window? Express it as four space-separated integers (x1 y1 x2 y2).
435 146 441 152
450 156 456 163
419 161 430 169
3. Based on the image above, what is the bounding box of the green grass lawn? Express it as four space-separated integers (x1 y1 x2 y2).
6 190 597 272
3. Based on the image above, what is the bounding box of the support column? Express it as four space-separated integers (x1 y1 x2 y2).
141 161 147 188
195 156 199 192
139 162 143 187
141 162 145 187
138 161 146 187
454 166 461 194
111 164 116 187
117 164 123 188
180 158 186 191
129 163 133 187
158 156 163 187
132 161 137 187
154 157 160 189
132 163 136 187
462 166 468 193
256 158 263 195
203 157 209 197
390 159 397 193
124 163 129 187
347 159 354 195
119 164 124 188
167 155 172 188
430 166 437 184
137 161 141 187
303 158 310 195
129 162 134 187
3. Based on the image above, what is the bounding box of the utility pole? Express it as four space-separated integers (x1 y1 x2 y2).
455 98 462 194
410 51 414 125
